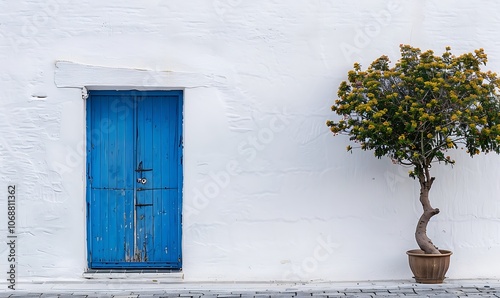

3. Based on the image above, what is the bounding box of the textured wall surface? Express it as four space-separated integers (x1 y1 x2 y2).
1 0 500 283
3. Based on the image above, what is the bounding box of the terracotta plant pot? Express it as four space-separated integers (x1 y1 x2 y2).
406 249 452 284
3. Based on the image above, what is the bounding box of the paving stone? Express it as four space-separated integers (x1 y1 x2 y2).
238 295 256 298
308 291 324 295
458 287 480 292
343 289 362 293
480 290 500 294
413 289 439 294
387 288 415 294
276 291 298 297
295 294 313 298
310 291 339 296
480 286 496 290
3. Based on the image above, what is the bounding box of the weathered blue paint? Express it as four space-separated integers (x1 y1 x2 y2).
86 90 183 269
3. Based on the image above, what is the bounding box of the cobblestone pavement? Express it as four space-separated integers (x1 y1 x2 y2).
1 280 499 298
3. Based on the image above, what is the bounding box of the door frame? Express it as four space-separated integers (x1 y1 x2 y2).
85 89 184 269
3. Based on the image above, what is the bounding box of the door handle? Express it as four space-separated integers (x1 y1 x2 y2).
137 178 147 184
135 161 152 172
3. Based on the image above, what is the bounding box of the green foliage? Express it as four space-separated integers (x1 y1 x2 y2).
327 45 500 177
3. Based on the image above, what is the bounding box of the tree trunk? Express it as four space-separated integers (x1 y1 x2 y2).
415 168 441 254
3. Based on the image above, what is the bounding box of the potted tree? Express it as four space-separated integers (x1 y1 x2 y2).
327 45 500 283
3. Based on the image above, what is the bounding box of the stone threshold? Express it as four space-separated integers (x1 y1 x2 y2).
82 269 183 280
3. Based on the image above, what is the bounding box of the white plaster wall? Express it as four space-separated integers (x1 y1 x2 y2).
1 0 500 283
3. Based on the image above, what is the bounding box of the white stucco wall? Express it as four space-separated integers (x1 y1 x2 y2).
1 0 500 284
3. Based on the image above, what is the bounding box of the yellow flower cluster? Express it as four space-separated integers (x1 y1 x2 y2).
327 44 500 165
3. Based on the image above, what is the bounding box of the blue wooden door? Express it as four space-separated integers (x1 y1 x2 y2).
86 90 182 269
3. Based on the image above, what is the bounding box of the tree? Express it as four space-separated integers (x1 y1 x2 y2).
327 45 500 254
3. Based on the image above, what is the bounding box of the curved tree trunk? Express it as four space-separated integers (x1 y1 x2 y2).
415 167 441 254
